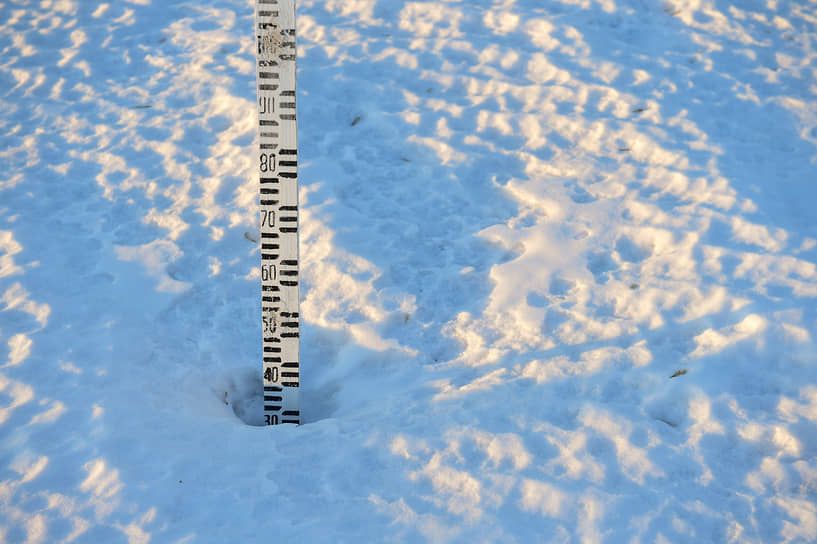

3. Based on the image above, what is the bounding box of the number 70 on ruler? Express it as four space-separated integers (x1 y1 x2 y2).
255 0 300 425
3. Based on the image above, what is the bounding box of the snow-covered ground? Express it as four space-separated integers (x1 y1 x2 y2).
2 0 817 541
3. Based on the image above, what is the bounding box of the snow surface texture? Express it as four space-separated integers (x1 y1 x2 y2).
2 0 817 541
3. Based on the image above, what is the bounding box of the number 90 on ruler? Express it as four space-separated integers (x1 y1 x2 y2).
256 0 300 425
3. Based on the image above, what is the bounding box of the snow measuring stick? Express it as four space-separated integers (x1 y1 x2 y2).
255 0 300 425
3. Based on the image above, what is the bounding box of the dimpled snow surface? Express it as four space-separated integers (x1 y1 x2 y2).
1 0 817 542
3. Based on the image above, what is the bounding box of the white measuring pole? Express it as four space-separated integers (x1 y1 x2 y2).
255 0 300 425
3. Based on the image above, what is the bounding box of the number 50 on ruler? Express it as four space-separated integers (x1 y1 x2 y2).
255 0 299 425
